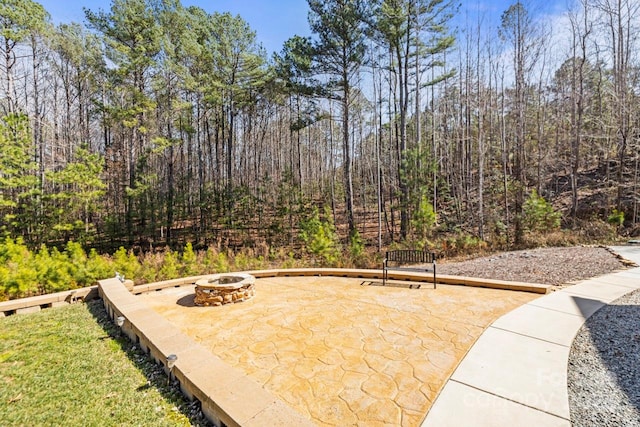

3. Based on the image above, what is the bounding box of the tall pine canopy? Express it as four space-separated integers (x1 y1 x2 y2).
0 0 637 254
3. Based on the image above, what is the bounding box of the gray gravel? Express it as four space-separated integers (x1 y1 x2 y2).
568 287 640 426
438 246 627 286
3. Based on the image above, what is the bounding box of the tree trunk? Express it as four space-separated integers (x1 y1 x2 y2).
343 77 355 235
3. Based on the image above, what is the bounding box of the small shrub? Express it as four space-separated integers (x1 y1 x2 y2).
181 242 198 276
233 250 266 271
522 190 561 233
412 195 437 239
299 207 341 267
86 248 113 283
608 209 625 227
112 247 140 282
410 238 435 252
0 237 38 299
41 246 75 293
269 248 300 269
158 249 179 280
348 229 365 267
439 233 487 257
65 241 89 285
139 252 162 283
457 234 486 251
203 247 230 273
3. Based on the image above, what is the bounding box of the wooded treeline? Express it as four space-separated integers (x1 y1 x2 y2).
1 0 639 254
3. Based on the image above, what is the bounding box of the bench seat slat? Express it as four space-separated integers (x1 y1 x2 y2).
383 250 437 289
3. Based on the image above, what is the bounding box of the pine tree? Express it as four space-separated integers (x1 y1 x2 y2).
86 0 161 244
375 0 455 240
48 145 107 240
0 114 38 239
307 0 368 237
0 0 49 114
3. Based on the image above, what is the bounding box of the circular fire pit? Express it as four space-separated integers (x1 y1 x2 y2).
194 273 255 306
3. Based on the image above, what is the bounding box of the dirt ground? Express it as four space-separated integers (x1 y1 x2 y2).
438 246 631 286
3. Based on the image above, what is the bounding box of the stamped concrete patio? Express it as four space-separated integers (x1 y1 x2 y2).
139 276 536 426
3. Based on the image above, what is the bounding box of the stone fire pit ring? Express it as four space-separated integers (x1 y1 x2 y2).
194 273 256 306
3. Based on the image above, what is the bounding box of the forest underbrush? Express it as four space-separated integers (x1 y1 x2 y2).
0 213 624 301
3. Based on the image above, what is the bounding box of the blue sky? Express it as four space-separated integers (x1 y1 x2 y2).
37 0 565 55
38 0 313 55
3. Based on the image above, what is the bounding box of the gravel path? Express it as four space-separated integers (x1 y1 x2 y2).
438 246 628 286
568 288 640 426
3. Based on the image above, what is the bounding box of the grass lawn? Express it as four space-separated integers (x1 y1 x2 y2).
0 301 211 426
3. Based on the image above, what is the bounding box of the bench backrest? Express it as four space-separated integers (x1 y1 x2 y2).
386 250 436 264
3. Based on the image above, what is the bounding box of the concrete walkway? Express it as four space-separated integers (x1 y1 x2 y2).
422 246 640 427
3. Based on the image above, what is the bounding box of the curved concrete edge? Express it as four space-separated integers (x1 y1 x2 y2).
98 277 315 427
0 268 549 317
131 268 550 295
421 247 640 427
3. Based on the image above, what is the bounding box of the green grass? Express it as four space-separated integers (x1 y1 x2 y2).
0 301 210 426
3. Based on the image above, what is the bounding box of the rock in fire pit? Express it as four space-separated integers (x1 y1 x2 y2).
194 273 256 306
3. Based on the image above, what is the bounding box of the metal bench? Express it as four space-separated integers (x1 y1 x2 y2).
383 250 437 289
